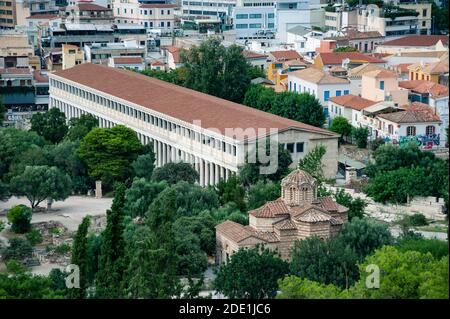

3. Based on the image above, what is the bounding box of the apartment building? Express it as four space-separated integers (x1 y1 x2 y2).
112 0 176 31
233 0 275 40
357 4 422 38
49 63 340 184
62 44 84 70
181 0 236 24
0 0 14 29
84 39 146 65
389 0 432 35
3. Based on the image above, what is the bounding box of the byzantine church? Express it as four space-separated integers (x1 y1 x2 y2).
215 169 348 262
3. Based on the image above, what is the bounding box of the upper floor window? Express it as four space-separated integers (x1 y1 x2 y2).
406 126 416 136
324 90 330 101
426 126 435 135
379 80 384 90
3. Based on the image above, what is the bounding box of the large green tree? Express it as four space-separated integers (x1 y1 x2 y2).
277 276 343 299
330 116 352 143
10 165 72 209
77 125 142 189
65 114 98 142
132 153 155 180
151 162 199 185
216 175 246 211
214 247 289 299
290 236 359 289
272 92 325 127
123 178 168 218
182 38 252 103
339 217 393 260
30 108 68 144
247 180 281 210
333 189 366 221
243 84 277 112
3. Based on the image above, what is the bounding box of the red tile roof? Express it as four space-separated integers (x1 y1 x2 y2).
33 71 49 83
151 60 164 66
317 52 385 65
381 35 449 47
393 63 412 73
26 14 58 20
270 50 301 61
398 80 449 98
113 56 143 64
378 110 441 123
243 50 268 59
52 63 336 141
329 94 377 111
0 67 31 75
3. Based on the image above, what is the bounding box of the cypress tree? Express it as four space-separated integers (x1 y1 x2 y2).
69 216 90 299
95 183 126 298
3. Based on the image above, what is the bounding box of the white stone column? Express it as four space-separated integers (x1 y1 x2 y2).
209 162 214 186
200 159 204 186
214 164 220 184
158 141 163 167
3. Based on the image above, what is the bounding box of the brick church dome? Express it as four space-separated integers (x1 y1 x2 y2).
281 169 316 187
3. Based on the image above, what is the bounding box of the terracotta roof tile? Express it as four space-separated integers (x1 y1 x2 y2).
0 67 31 75
270 50 301 61
329 94 377 111
243 50 267 59
215 221 254 243
398 80 449 98
317 52 385 65
273 218 297 230
348 63 384 78
281 169 316 187
378 110 441 123
248 198 291 218
52 63 336 141
26 14 59 20
293 206 332 223
381 35 449 47
409 60 449 74
68 3 110 11
113 56 143 64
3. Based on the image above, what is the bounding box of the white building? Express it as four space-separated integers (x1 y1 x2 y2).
111 0 176 31
287 67 350 107
357 4 421 39
275 0 325 43
84 39 146 65
285 26 324 57
181 0 236 24
49 63 341 184
233 0 275 40
108 56 145 70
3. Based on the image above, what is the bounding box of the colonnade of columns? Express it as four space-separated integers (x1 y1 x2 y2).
55 101 234 187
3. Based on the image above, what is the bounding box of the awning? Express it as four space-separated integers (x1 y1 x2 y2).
338 154 366 170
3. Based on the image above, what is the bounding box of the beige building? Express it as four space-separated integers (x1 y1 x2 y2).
62 44 84 70
395 0 432 35
361 69 409 105
0 29 34 68
215 169 348 262
375 35 449 54
0 0 14 29
49 63 340 186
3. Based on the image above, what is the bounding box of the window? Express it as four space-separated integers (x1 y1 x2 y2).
249 14 262 19
160 21 164 27
268 23 274 28
268 13 274 18
422 9 427 17
236 24 248 29
296 142 304 153
294 83 296 92
167 10 170 15
379 81 384 90
236 14 248 19
286 143 294 153
421 74 425 80
161 9 164 15
336 90 341 97
344 90 349 95
422 21 426 27
406 126 416 136
426 126 435 135
388 124 393 134
249 23 262 28
289 81 292 91
167 21 170 27
324 90 330 101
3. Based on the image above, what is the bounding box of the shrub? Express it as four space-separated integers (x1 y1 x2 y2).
26 229 43 246
408 213 429 226
55 243 71 255
6 204 32 233
2 237 33 261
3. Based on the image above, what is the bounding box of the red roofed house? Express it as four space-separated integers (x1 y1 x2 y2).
215 169 348 262
108 56 145 71
243 50 268 71
328 94 378 126
375 35 449 54
150 60 165 71
314 52 386 71
408 60 449 84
